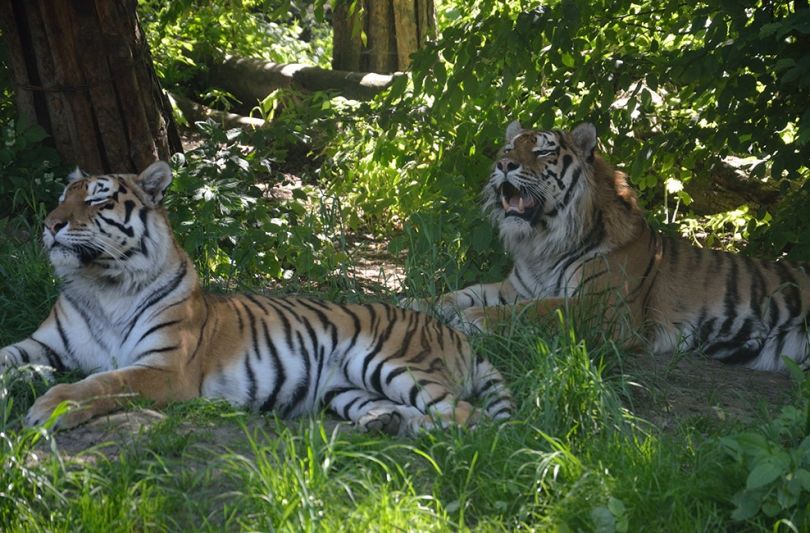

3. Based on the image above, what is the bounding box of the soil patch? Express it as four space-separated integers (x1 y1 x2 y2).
622 351 795 431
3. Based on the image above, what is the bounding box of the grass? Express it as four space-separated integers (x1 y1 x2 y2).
0 218 808 532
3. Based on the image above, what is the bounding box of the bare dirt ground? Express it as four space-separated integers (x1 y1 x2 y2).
622 352 794 431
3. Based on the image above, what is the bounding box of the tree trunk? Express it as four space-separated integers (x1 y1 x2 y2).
332 0 435 73
0 0 182 174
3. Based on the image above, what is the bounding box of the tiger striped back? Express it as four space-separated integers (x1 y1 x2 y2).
0 161 512 434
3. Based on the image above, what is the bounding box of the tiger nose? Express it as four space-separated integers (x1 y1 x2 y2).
497 159 519 174
45 217 68 235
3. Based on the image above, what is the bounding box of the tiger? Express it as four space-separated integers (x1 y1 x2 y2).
404 121 810 373
0 161 512 435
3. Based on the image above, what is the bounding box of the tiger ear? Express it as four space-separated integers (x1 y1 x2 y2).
135 161 173 205
505 120 523 142
67 166 87 182
570 122 597 157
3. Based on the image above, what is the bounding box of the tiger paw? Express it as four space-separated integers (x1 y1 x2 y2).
24 383 94 429
449 307 488 335
398 296 433 313
357 409 403 436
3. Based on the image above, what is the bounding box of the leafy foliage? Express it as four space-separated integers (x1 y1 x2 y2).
718 362 810 526
167 120 345 286
0 120 62 221
325 0 810 265
139 0 332 93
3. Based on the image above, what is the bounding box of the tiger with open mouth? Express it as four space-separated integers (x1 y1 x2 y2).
405 121 810 373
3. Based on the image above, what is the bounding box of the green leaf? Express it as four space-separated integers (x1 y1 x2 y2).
746 461 786 490
795 469 810 491
731 491 763 521
561 53 575 68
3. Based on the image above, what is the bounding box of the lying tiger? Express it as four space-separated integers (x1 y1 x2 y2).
0 162 512 434
406 121 810 372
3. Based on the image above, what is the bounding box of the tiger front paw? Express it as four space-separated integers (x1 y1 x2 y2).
448 307 488 335
398 296 433 313
25 383 95 429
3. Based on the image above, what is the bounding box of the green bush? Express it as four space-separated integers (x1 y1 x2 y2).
323 0 810 268
166 120 345 287
139 0 332 95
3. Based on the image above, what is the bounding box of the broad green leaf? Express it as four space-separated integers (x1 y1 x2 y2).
746 461 786 490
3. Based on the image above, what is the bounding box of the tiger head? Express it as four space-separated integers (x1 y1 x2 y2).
43 161 174 279
483 121 598 242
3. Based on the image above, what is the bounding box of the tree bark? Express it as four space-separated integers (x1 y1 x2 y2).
332 0 435 73
168 92 266 130
208 55 403 106
0 0 182 174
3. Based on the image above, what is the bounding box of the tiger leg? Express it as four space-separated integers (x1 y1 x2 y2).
402 280 519 321
323 387 422 435
0 317 72 377
456 297 567 334
25 365 197 429
378 371 477 436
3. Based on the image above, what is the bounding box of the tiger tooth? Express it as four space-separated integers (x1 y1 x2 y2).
518 197 525 212
502 197 510 211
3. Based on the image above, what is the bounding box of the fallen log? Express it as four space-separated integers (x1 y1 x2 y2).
167 92 266 130
207 55 403 105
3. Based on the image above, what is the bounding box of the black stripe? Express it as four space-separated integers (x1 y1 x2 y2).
53 306 75 362
322 387 354 407
558 166 581 210
31 338 66 372
774 262 801 319
490 407 512 418
339 304 363 353
187 298 210 364
123 261 188 341
283 331 311 417
265 300 295 356
718 255 740 336
554 211 605 294
625 234 659 302
425 392 448 410
259 321 286 412
62 292 111 352
360 309 398 391
123 200 136 223
341 395 361 419
227 298 245 333
15 346 30 364
136 319 182 345
244 355 257 407
371 312 419 392
384 366 408 385
244 293 269 314
97 214 134 237
512 266 532 296
134 345 178 361
553 154 571 189
298 298 338 351
240 299 261 361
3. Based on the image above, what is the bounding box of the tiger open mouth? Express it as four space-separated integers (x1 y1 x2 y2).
499 182 539 221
